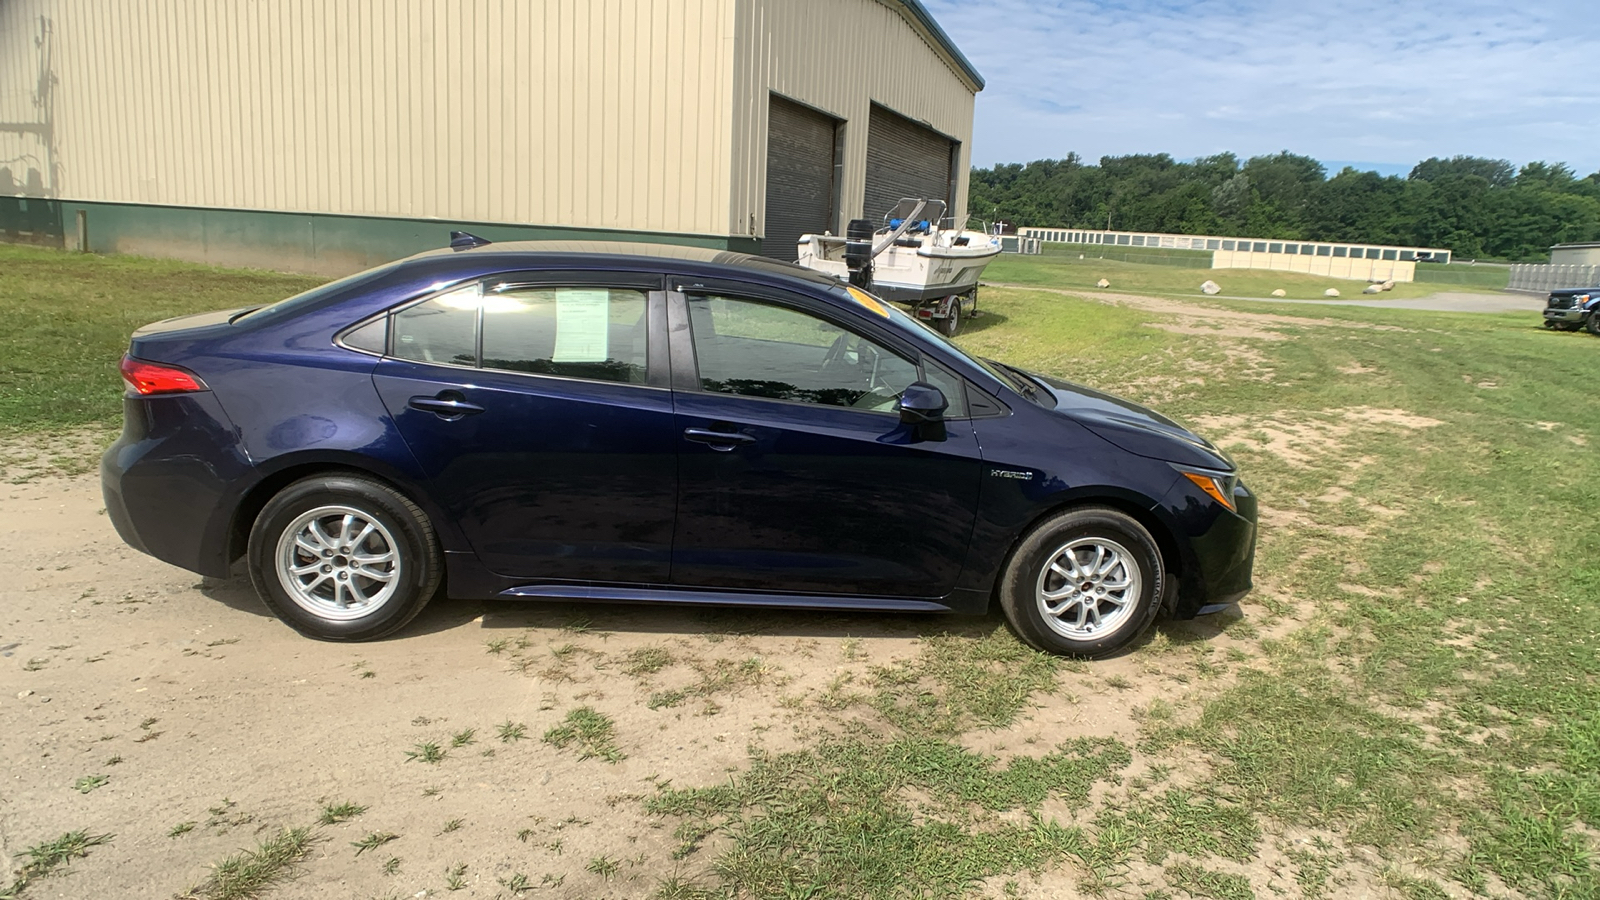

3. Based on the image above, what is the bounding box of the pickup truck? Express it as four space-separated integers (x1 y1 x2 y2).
1542 287 1600 334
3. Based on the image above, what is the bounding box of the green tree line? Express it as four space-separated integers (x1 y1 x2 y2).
969 152 1600 261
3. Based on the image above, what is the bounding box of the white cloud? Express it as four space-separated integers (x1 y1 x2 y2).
924 0 1600 173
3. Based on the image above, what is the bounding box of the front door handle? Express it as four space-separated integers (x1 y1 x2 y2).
683 427 754 451
409 392 485 420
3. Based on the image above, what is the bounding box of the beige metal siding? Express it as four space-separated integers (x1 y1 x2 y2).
0 2 59 198
729 0 977 240
1551 245 1600 266
1 0 737 236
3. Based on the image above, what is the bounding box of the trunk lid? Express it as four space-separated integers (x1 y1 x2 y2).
131 307 253 337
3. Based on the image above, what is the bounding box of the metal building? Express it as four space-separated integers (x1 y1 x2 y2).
0 0 981 274
1550 243 1600 267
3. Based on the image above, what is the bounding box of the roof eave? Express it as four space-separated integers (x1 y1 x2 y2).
888 0 985 92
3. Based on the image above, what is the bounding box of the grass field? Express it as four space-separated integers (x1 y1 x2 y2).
1040 243 1214 267
0 245 321 438
1413 264 1511 289
989 251 1502 300
1 244 1596 899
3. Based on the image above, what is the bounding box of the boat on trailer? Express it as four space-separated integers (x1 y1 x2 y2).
795 198 1002 336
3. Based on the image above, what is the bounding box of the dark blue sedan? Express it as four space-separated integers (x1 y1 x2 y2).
102 239 1256 657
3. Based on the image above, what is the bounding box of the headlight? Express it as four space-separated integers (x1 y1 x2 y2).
1176 467 1238 512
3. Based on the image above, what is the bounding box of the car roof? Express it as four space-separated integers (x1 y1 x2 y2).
398 239 845 292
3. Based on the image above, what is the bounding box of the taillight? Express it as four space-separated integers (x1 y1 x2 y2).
119 356 208 395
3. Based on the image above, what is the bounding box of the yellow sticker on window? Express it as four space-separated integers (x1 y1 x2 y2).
846 285 891 318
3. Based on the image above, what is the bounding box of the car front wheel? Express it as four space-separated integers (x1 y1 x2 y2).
998 506 1164 658
247 474 442 641
1587 314 1600 336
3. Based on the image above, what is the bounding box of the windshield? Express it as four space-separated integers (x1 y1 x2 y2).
840 285 1033 396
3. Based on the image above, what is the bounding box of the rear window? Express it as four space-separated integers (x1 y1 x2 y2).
234 266 396 325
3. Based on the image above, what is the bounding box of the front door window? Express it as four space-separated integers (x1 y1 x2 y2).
686 295 918 413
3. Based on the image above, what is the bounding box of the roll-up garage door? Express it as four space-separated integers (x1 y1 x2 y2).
863 104 956 226
762 95 839 261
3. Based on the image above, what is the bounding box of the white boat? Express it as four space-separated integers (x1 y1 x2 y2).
795 199 1002 335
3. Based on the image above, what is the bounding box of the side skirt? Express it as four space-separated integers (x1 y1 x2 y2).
498 583 954 614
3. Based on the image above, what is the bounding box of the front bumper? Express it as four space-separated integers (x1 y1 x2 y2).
1165 478 1258 618
1544 308 1588 325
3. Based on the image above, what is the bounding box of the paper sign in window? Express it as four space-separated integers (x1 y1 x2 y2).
552 289 610 362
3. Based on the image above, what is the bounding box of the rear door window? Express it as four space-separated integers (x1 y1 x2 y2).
388 282 651 386
391 284 480 367
481 286 648 384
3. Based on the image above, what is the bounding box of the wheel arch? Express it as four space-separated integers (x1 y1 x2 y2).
226 452 459 565
989 488 1187 612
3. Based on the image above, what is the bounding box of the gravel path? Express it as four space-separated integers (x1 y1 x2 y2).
1214 290 1544 313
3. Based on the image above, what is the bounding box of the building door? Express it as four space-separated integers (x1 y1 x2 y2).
762 94 839 262
863 104 957 225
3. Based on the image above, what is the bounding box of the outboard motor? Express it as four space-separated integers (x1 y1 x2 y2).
844 218 874 290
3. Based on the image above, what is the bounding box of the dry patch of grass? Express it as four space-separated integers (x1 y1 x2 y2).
178 826 317 900
0 830 113 899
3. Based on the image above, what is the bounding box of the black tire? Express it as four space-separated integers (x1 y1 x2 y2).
939 301 961 337
247 474 442 641
1587 314 1600 336
997 506 1164 659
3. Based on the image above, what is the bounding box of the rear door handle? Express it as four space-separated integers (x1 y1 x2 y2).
409 392 485 420
683 427 754 450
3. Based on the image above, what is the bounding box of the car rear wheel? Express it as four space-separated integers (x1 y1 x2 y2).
997 506 1164 658
248 474 441 641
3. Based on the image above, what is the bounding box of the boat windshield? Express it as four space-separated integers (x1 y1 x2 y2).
884 198 947 228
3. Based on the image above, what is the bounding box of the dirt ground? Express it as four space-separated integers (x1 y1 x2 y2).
2 468 1238 899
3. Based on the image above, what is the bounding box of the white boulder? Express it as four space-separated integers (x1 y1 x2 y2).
1200 280 1221 295
1324 288 1341 298
1362 284 1382 294
1096 278 1111 288
1271 288 1287 298
1380 280 1395 291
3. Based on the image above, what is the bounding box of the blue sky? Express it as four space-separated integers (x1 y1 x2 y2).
923 0 1600 176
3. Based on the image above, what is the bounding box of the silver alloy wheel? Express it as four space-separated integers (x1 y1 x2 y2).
1035 537 1142 640
274 505 402 621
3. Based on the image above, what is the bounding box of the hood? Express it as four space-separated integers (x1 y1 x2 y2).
1030 372 1233 471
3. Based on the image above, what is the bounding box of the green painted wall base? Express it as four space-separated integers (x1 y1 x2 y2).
0 198 763 276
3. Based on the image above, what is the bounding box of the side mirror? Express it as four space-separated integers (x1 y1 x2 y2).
898 382 948 425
